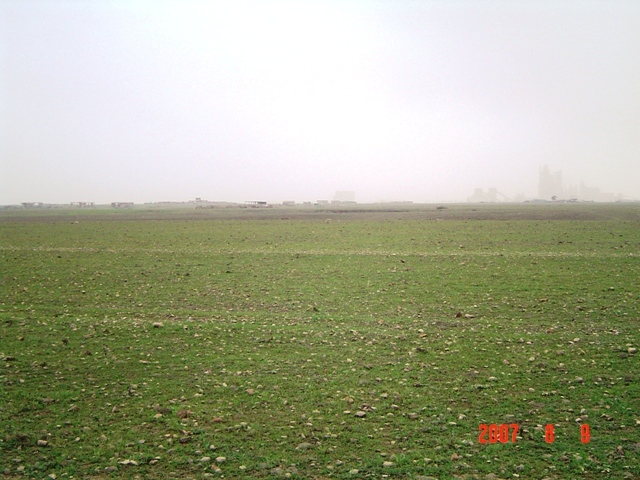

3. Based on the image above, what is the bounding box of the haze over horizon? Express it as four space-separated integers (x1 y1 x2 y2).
2 1 639 205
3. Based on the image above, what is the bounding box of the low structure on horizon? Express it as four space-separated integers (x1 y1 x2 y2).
331 191 357 205
333 190 355 203
467 188 509 203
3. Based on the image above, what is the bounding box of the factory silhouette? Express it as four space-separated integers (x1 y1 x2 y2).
537 165 626 202
10 168 635 209
468 165 630 203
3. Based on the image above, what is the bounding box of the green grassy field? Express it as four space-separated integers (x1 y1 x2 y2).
1 203 638 479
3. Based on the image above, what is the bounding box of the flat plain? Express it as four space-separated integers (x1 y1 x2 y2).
1 203 638 479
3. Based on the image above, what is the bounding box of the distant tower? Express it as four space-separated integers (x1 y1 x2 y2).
539 165 563 199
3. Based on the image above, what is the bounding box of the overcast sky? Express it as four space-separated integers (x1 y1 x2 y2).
1 0 639 204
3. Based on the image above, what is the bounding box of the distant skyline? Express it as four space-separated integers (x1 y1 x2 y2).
2 1 639 205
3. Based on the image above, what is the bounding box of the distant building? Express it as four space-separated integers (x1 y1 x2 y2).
333 190 355 203
538 165 623 202
577 182 621 202
467 188 509 203
316 200 329 205
282 201 295 206
111 202 134 208
539 165 563 200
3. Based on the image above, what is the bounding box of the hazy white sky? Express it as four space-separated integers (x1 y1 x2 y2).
1 0 639 204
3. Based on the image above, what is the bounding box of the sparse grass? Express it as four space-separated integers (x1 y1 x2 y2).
1 204 639 479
